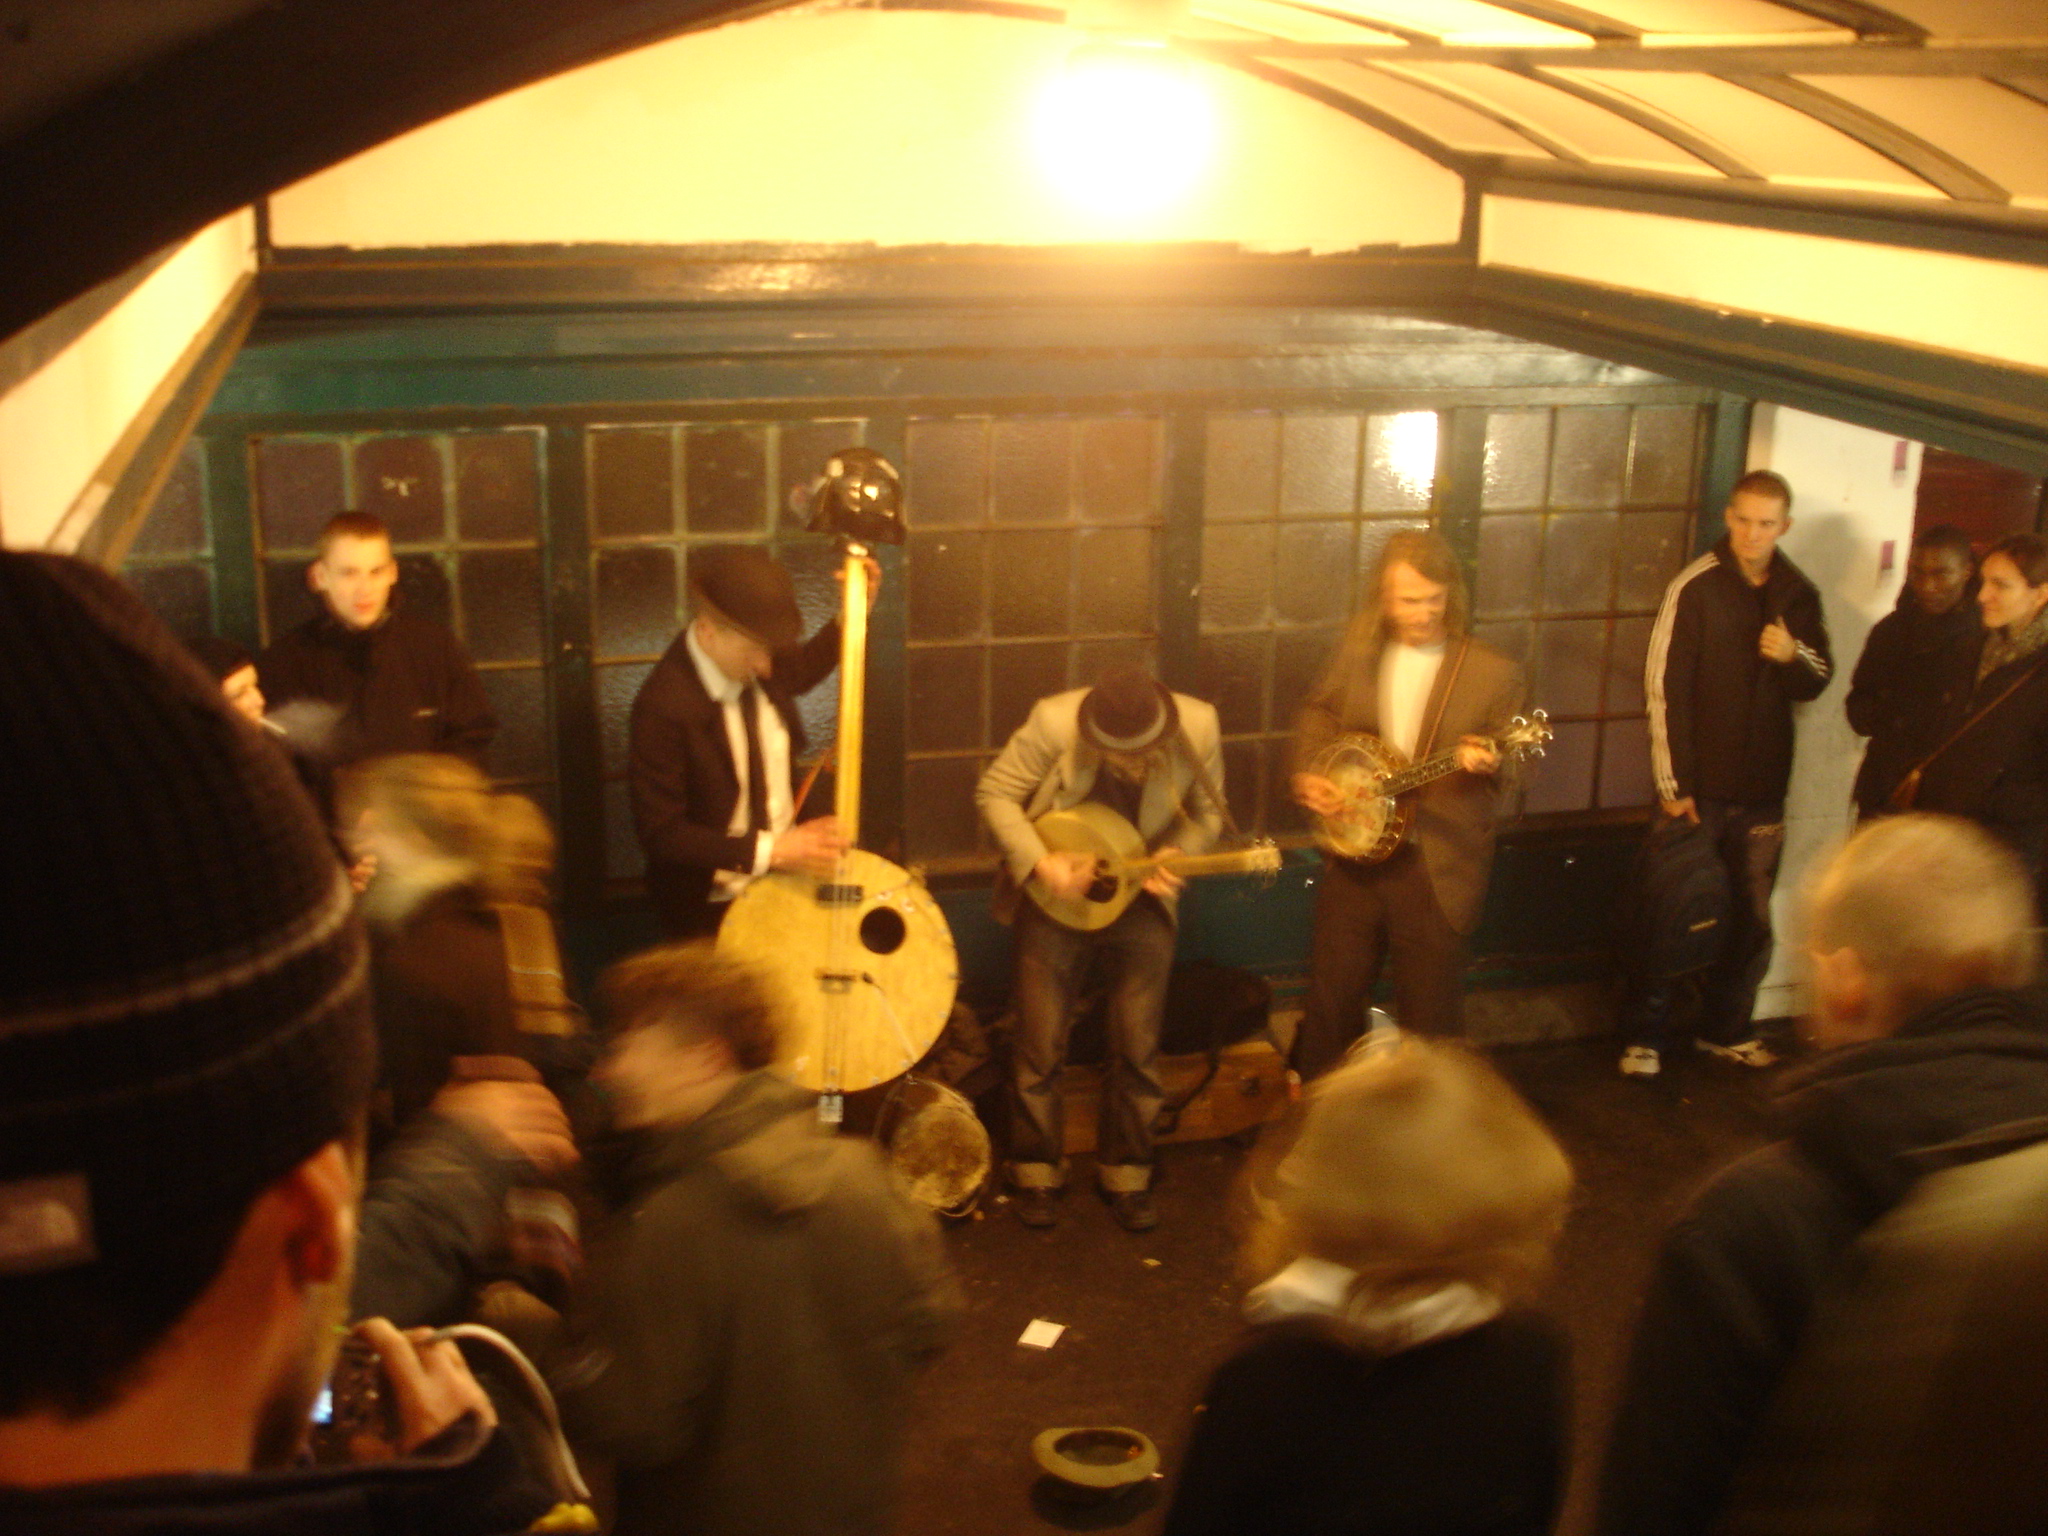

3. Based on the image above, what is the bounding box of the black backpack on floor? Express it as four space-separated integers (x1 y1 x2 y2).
1620 818 1730 981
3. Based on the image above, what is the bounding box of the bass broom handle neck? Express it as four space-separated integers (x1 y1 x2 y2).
834 545 868 847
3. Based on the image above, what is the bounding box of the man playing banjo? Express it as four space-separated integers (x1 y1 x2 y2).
1291 529 1525 1077
977 668 1226 1233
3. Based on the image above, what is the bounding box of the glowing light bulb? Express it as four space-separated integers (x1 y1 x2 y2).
1032 41 1215 219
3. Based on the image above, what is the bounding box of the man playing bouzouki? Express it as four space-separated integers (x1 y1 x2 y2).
1291 530 1524 1077
977 668 1225 1232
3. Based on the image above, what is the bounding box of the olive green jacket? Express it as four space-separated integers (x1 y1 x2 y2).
562 1072 960 1536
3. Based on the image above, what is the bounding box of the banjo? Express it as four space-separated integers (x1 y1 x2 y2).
717 450 960 1125
1309 711 1551 863
1025 802 1280 931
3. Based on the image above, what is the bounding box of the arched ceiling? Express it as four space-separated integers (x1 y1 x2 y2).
4 0 2046 345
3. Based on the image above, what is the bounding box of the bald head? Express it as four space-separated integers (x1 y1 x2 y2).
1806 815 2039 1045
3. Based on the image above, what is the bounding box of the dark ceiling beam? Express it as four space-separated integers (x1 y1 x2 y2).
1224 57 1478 176
1724 73 2010 202
1758 0 1927 42
1190 41 2048 74
1991 75 2048 109
0 0 773 346
1519 66 1763 179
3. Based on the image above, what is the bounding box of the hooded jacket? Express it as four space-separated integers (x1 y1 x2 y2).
562 1071 960 1536
1596 989 2048 1536
1647 539 1831 809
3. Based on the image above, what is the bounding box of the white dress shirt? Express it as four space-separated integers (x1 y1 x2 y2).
686 623 794 901
1378 638 1446 761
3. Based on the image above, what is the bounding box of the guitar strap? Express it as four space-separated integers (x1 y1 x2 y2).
1172 725 1246 845
1413 637 1470 763
1889 652 2048 811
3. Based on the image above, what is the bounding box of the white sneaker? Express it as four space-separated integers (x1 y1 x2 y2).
1619 1046 1661 1078
1697 1037 1777 1068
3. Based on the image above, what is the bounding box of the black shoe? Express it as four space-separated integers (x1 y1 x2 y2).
1101 1188 1158 1233
1014 1188 1059 1228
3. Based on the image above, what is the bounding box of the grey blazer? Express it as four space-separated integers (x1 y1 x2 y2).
975 688 1225 924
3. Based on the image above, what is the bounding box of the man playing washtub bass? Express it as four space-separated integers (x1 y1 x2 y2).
1291 529 1524 1076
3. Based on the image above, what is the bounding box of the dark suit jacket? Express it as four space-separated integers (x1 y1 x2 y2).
1292 623 1524 935
628 620 841 938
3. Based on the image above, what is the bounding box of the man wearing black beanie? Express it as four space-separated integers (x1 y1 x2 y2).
0 552 562 1533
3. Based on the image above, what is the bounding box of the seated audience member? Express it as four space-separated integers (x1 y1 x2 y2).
1597 813 2048 1536
1163 1037 1574 1536
0 551 565 1533
259 510 496 770
561 943 960 1536
1910 533 2048 880
1844 524 1977 821
344 754 578 1131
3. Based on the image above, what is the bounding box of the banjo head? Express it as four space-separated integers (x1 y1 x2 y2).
1310 734 1407 860
718 848 959 1093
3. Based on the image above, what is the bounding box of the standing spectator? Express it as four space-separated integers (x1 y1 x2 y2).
186 632 272 726
1162 1037 1573 1536
1911 533 2048 882
562 943 959 1536
258 510 496 771
0 551 550 1534
1596 814 2048 1536
1845 525 1978 820
1628 470 1832 1076
1289 530 1524 1071
343 754 574 1131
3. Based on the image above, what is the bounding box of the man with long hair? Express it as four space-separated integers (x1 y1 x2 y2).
1290 530 1523 1075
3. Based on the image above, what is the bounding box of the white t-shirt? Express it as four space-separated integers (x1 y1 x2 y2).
686 624 794 900
1378 639 1446 761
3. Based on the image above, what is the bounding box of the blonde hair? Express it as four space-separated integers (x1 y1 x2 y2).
1246 1038 1571 1307
1806 814 2039 1023
342 753 554 907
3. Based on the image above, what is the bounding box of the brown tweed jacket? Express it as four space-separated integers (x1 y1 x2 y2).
1292 622 1524 935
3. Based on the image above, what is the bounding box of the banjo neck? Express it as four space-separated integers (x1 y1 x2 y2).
1377 744 1471 799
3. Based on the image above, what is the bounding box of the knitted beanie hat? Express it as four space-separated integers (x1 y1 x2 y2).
0 553 374 1278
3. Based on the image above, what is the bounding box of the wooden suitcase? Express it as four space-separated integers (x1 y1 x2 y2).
1059 1036 1291 1154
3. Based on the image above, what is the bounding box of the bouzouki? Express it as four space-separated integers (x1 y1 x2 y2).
1025 802 1281 932
1309 712 1551 863
717 451 960 1125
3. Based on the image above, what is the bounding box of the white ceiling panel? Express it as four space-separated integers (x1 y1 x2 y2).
1192 0 1408 42
1281 57 1555 154
1877 1 2048 41
1564 69 1944 194
1391 60 1718 170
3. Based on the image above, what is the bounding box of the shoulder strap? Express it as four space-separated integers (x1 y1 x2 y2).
491 903 585 1038
1892 653 2048 807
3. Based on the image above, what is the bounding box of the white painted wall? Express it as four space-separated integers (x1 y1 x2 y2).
268 10 1463 254
0 209 255 550
1748 404 1923 1019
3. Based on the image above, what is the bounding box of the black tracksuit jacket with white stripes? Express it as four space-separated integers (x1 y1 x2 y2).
1646 537 1832 809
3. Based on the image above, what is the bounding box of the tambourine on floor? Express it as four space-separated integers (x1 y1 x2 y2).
875 1075 992 1218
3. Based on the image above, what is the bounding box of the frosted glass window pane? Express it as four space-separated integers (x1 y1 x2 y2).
1280 414 1360 519
1205 414 1279 522
1484 411 1550 510
906 419 987 528
990 419 1073 525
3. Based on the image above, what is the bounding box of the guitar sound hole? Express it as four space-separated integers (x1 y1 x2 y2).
859 905 907 956
1085 872 1118 904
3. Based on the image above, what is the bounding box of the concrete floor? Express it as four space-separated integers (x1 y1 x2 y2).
896 1033 1779 1536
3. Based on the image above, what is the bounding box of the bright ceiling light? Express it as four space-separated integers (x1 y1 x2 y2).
1031 40 1215 219
1383 412 1439 501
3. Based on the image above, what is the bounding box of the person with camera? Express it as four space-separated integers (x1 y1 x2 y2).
0 552 565 1535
